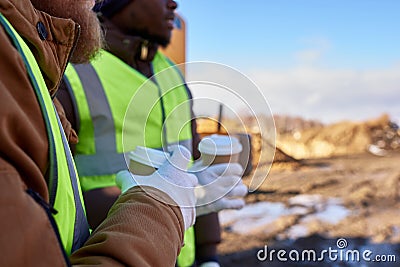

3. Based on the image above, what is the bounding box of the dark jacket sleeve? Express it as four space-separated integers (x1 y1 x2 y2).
54 97 79 145
184 84 222 263
56 78 79 153
183 84 201 160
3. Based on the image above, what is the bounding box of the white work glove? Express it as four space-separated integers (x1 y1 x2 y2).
190 162 248 217
116 146 198 230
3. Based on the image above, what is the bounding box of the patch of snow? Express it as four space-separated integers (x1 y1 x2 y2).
368 144 388 156
219 195 351 237
288 194 324 208
285 224 310 239
219 202 287 226
304 204 350 224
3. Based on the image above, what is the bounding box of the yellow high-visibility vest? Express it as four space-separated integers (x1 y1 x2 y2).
64 49 195 266
0 13 89 256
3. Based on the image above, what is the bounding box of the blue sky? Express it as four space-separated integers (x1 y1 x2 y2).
176 1 400 124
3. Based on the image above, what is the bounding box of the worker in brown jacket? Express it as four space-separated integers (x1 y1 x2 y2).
0 0 198 266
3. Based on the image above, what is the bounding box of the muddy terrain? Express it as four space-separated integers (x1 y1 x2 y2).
218 151 400 266
195 114 400 266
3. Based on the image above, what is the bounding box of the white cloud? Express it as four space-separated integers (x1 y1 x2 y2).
295 49 323 63
295 37 331 65
186 62 400 124
248 65 400 123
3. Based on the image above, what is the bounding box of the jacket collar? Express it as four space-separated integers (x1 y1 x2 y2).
101 17 158 68
0 0 80 96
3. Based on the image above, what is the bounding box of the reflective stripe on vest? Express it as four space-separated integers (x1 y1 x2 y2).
64 49 195 265
66 63 127 177
0 14 89 255
64 50 192 191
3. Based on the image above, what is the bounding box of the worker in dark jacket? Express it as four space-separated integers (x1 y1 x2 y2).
0 0 199 266
57 0 248 266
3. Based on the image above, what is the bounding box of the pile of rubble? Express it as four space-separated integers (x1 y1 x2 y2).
196 114 400 168
276 114 400 159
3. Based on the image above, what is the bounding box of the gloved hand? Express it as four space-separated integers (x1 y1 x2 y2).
190 161 248 217
116 146 198 230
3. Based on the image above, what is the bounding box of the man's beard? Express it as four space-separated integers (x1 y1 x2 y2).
150 33 171 48
31 0 103 64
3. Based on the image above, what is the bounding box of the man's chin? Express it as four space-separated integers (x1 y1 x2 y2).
158 41 170 49
152 36 171 48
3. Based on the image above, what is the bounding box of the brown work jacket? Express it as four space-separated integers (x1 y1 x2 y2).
0 0 184 266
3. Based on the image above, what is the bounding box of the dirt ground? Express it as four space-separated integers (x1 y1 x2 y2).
217 151 400 266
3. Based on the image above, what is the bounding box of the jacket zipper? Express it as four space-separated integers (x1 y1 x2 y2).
26 189 71 266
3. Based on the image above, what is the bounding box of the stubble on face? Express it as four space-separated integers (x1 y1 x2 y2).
31 0 104 63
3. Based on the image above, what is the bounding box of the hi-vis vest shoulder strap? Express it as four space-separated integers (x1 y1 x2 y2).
64 50 193 190
0 14 89 256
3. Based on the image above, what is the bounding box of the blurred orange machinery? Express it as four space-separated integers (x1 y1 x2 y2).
160 13 186 75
